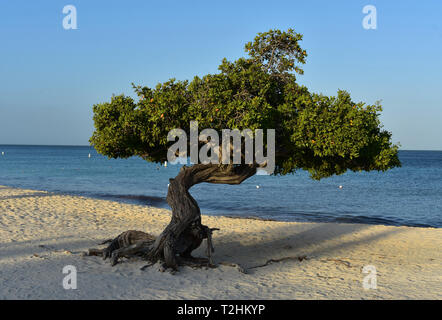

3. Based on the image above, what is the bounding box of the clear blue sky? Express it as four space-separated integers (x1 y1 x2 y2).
0 0 441 149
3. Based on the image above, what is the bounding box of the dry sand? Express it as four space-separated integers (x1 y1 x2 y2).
0 185 440 299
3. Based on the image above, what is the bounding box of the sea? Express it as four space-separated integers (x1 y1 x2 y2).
0 145 441 228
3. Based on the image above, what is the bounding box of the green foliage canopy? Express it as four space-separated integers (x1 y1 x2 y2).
90 28 401 179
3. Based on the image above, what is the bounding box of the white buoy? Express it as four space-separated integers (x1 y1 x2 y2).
164 161 168 167
88 153 91 158
339 185 343 189
256 185 260 189
1 152 4 156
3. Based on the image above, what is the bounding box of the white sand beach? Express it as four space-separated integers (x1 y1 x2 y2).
0 185 440 299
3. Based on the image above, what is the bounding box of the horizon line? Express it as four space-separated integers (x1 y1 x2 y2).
0 143 441 152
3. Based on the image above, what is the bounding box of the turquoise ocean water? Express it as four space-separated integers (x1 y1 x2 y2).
0 145 441 228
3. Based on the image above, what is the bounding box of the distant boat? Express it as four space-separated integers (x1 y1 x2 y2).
88 153 91 158
164 161 167 167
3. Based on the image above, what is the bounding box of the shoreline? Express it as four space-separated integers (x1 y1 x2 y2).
0 185 441 299
0 184 438 229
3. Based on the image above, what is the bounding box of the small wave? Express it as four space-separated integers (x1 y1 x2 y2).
330 214 435 228
93 193 168 207
58 191 169 208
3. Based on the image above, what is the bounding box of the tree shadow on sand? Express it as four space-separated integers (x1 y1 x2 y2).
0 220 403 275
202 222 403 272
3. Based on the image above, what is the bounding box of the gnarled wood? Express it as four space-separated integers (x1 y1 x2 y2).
87 163 257 271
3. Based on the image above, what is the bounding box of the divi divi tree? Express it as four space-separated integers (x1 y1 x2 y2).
89 29 400 270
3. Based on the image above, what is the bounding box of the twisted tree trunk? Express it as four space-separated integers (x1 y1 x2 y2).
88 163 257 270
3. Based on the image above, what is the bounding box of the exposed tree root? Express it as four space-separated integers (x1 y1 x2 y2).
320 258 352 268
218 262 248 274
86 228 219 269
248 255 308 270
86 231 311 274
